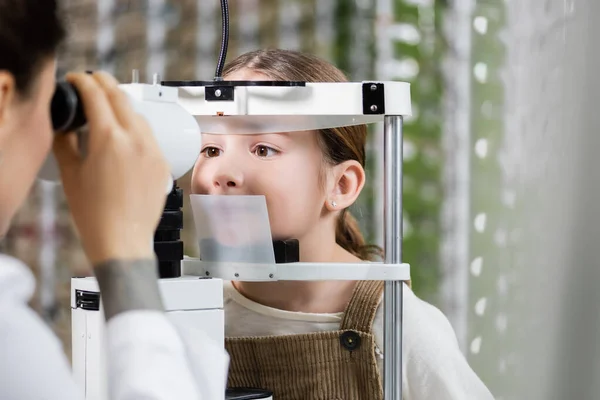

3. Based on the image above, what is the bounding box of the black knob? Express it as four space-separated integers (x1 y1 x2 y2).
154 182 184 278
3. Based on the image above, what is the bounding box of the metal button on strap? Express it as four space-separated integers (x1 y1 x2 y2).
340 331 362 351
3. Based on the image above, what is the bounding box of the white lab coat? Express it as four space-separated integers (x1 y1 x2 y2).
0 254 229 400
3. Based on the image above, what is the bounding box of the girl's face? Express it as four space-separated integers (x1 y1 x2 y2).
190 69 329 241
191 130 327 240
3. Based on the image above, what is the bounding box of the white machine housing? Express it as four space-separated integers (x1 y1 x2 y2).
71 276 225 400
176 80 411 134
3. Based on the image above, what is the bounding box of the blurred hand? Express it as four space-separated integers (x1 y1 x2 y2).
53 71 170 266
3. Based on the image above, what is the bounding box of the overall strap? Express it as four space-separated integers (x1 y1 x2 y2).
340 280 384 333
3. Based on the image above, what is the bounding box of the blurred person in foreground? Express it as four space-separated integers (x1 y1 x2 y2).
0 1 227 399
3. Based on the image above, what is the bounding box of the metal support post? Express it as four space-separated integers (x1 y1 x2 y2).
383 115 404 400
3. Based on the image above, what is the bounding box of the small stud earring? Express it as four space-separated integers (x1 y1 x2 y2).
331 201 337 208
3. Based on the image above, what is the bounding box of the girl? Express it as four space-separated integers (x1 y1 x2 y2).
191 49 493 400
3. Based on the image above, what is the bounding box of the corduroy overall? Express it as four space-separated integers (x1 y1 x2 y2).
225 281 384 400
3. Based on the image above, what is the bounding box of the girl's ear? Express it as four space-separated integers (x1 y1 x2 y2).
325 160 365 211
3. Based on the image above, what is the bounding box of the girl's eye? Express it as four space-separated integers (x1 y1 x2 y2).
202 147 221 158
253 145 279 158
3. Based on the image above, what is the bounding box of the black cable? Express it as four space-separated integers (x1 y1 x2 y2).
214 0 230 80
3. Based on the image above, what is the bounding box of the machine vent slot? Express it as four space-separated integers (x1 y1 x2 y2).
75 290 100 311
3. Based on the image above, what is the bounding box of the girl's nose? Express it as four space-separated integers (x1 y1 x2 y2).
213 169 244 191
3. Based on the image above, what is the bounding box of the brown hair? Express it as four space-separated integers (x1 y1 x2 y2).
223 49 383 261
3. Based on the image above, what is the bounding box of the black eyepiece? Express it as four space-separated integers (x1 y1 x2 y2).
51 81 87 133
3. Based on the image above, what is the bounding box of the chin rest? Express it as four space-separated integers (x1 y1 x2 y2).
199 239 300 264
